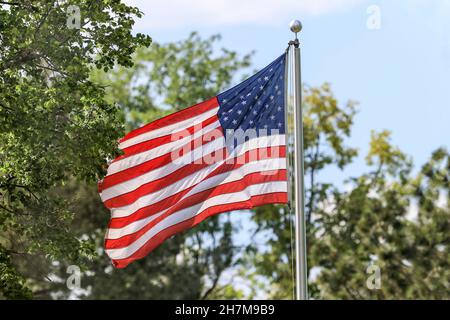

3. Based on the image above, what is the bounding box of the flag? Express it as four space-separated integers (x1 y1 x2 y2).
99 54 288 268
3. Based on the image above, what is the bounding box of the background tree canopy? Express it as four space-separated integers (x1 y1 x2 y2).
0 0 151 299
1 1 448 300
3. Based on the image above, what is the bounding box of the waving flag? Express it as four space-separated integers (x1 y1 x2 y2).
99 54 288 268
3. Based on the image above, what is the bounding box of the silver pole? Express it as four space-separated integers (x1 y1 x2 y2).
289 19 308 300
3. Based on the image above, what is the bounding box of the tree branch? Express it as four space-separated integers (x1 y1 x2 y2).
307 138 320 224
201 273 220 300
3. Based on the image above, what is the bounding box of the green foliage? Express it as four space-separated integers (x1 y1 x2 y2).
0 0 151 299
302 84 358 222
247 83 359 298
246 86 449 299
311 136 449 299
91 32 252 130
50 33 253 300
0 247 32 299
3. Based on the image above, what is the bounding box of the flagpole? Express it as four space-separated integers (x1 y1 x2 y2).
289 19 308 300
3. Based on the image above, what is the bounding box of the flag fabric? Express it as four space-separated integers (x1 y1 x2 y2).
99 54 288 268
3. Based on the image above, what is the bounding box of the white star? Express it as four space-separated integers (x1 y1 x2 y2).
246 92 251 97
264 76 269 81
222 111 226 115
275 85 278 90
277 106 282 112
257 101 262 105
259 85 264 90
224 117 229 121
270 115 276 120
253 110 258 115
232 119 237 125
265 104 269 109
249 120 254 125
223 99 227 103
242 101 247 105
278 122 282 127
269 68 273 72
270 95 274 100
277 90 281 95
228 109 233 113
240 95 244 100
237 110 242 115
264 124 268 129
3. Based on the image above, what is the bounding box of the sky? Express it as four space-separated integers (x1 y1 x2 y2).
120 0 450 296
124 0 450 184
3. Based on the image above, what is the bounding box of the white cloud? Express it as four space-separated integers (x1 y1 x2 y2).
124 0 366 30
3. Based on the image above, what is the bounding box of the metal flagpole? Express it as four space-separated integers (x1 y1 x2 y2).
288 19 308 300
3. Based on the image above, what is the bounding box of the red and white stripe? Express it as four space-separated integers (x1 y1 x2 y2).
99 97 287 268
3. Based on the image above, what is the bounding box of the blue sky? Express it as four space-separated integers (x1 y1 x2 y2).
125 0 450 181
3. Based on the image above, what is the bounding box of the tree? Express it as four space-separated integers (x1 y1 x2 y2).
49 32 254 300
310 133 449 299
245 83 358 299
244 84 449 299
0 0 151 299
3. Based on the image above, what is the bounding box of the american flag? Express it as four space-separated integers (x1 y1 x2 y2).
99 54 288 268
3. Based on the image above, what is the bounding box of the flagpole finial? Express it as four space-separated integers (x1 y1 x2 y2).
289 19 302 37
288 20 302 48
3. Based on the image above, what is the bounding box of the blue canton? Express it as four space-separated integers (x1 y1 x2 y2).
217 54 286 142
